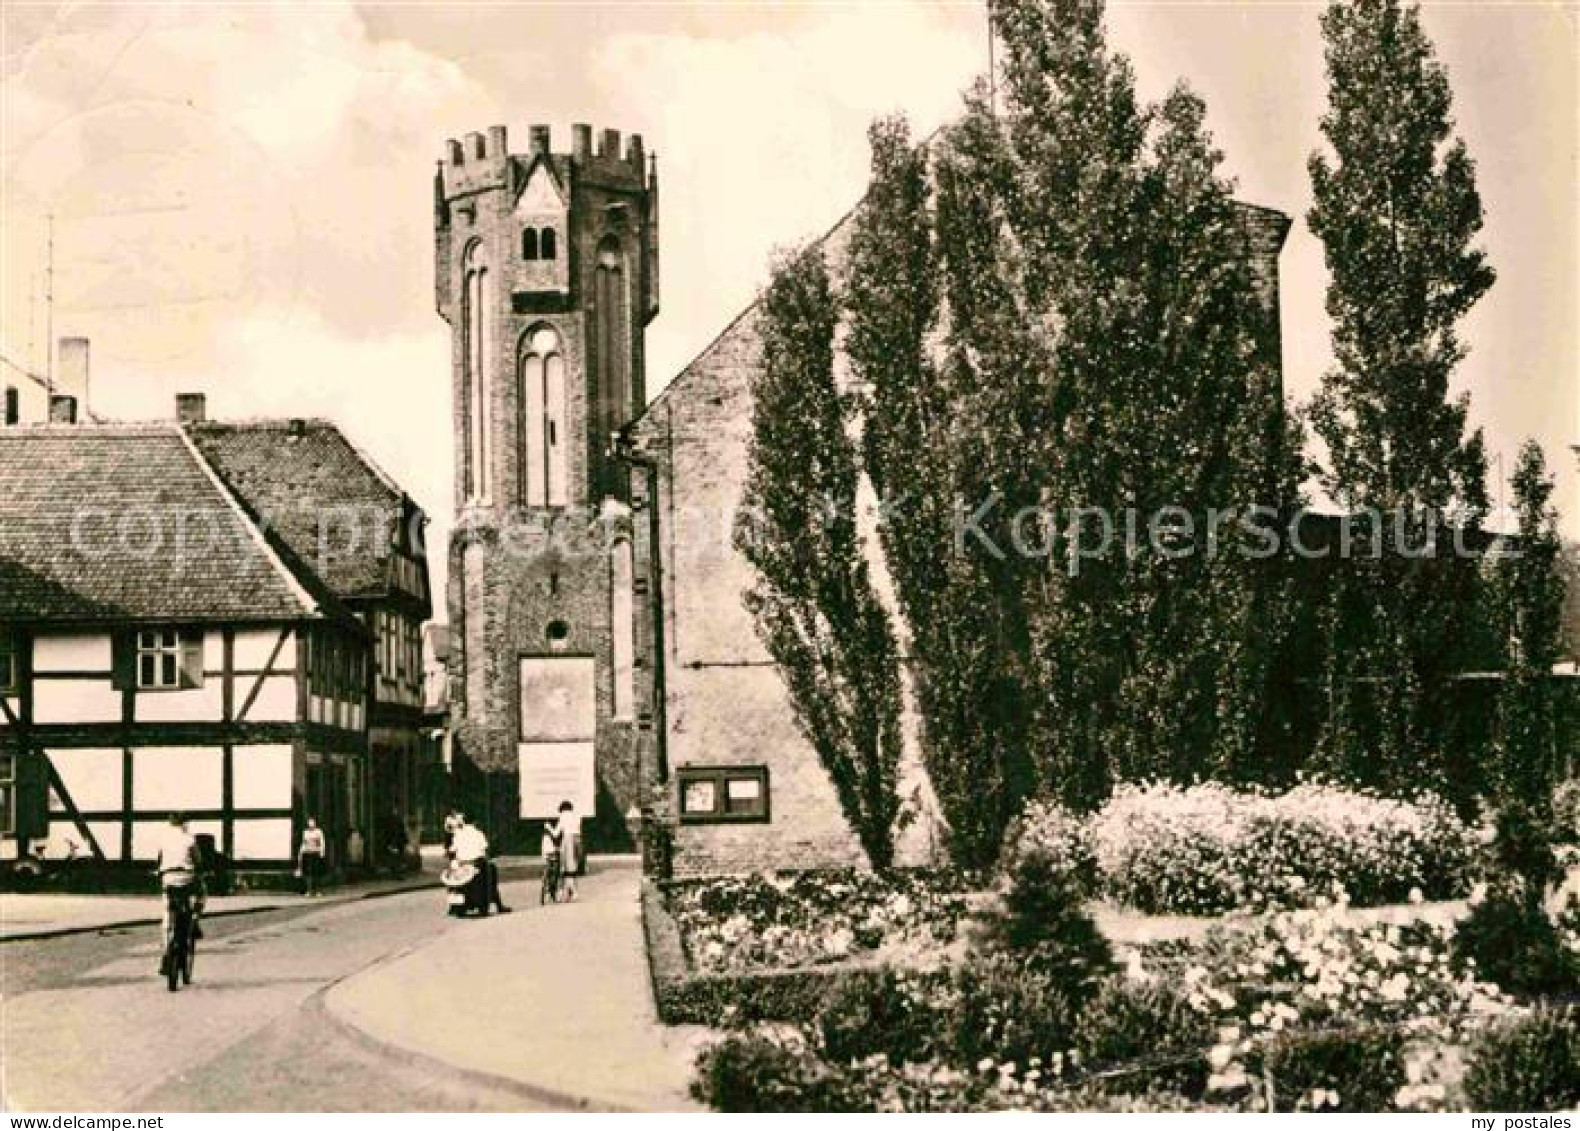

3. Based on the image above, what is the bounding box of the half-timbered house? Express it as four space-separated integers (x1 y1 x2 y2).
0 398 431 885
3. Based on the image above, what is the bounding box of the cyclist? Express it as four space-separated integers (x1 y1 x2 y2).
155 812 204 975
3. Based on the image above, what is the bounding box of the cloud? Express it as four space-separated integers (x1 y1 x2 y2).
1 0 496 373
595 4 982 385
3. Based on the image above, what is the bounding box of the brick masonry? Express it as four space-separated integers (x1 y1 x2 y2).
628 191 1289 878
437 124 657 853
440 122 1290 873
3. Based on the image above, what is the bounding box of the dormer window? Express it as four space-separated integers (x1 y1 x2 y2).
522 226 558 262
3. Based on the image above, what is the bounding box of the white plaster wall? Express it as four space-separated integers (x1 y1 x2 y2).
32 679 121 723
131 817 221 861
33 633 112 673
233 818 292 861
132 747 223 811
47 747 123 812
235 628 295 671
41 819 122 861
135 683 224 723
237 675 296 722
232 744 292 809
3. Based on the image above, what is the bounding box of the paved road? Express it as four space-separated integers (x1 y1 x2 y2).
2 884 556 1112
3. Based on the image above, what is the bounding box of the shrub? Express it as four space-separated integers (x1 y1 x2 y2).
691 1033 854 1112
1090 781 1478 914
1252 1027 1406 1112
1489 801 1565 900
658 964 891 1027
816 968 944 1065
1453 886 1577 998
987 846 1113 997
944 952 1080 1070
1003 799 1098 895
1073 980 1214 1098
1463 1007 1580 1111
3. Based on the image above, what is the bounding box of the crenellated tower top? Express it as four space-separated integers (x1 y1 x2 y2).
435 122 659 514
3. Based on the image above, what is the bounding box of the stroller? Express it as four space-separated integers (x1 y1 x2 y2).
441 860 490 917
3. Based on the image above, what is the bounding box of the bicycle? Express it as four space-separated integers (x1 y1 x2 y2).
163 887 198 992
540 851 563 905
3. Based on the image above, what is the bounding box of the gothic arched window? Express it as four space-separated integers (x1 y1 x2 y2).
522 228 539 261
594 236 629 445
520 325 567 507
611 539 635 720
462 242 491 502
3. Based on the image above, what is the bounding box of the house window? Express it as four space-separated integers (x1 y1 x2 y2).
678 766 770 824
522 228 539 261
0 631 18 695
540 228 557 260
0 752 13 835
136 629 202 690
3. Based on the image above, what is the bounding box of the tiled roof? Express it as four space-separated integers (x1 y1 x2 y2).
186 420 411 601
0 425 319 623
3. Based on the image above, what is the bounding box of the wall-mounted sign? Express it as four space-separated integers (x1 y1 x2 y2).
519 741 595 819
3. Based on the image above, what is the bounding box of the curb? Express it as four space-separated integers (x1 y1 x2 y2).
316 905 649 1112
0 878 443 944
315 987 626 1113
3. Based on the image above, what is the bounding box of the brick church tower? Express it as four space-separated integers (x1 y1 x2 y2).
435 123 658 851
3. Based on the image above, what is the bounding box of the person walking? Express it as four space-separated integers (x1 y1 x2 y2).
298 817 327 896
555 799 581 901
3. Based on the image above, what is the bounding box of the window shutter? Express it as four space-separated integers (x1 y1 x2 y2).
110 633 135 691
180 632 205 689
15 748 49 839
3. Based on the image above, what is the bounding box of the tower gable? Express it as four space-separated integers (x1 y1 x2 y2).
512 158 570 296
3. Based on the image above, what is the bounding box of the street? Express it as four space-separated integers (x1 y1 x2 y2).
1 882 559 1112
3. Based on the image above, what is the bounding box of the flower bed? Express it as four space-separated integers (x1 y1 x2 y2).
690 892 1522 1112
666 868 972 975
1024 781 1480 914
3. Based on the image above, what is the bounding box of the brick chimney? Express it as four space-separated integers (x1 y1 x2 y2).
49 394 78 424
176 393 207 424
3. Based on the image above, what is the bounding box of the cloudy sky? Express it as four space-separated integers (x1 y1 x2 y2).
2 0 1575 598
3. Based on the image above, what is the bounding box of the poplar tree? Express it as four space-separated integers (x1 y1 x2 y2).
735 247 906 870
988 0 1299 798
1307 0 1496 801
846 112 1041 868
1496 441 1565 813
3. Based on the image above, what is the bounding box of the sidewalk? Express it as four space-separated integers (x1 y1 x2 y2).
0 868 445 941
325 859 707 1112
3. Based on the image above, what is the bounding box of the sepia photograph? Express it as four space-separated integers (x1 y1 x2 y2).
1 0 1577 1117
